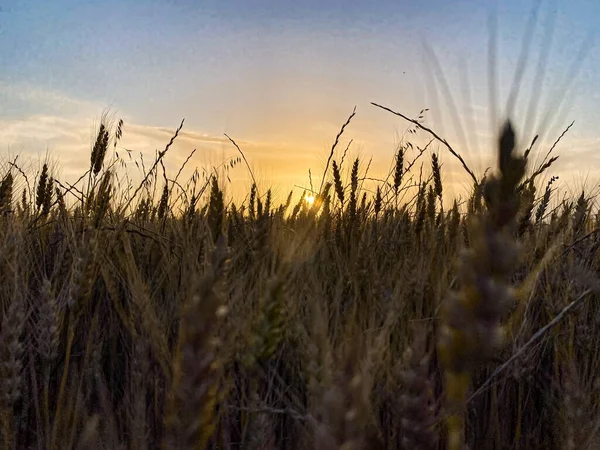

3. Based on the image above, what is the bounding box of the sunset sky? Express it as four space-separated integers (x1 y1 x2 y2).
1 0 599 202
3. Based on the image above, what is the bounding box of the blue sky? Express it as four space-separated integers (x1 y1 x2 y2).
1 0 599 200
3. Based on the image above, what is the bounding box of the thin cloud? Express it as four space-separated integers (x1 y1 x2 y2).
0 82 102 118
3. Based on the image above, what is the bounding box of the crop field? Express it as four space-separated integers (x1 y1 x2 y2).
0 91 599 450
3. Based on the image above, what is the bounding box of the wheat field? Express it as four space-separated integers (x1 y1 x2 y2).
0 100 599 450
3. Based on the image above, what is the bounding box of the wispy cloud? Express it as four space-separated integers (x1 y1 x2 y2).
0 82 102 118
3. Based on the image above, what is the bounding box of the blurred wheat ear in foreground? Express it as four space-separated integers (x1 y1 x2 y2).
439 120 526 450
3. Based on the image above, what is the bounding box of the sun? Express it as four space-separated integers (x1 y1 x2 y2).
305 194 315 206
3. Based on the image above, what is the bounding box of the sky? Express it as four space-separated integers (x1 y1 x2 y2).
1 0 600 203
